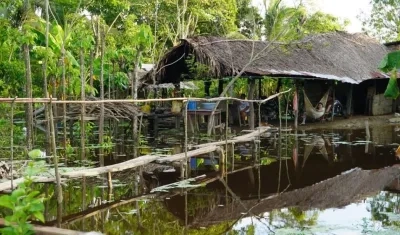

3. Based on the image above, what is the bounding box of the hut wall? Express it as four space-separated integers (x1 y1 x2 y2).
385 43 400 52
372 94 393 115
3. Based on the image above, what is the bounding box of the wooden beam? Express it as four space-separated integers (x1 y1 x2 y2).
61 155 160 178
0 219 86 235
0 177 57 192
194 127 271 148
156 146 219 163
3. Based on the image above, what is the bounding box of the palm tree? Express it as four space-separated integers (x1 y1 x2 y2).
264 0 298 41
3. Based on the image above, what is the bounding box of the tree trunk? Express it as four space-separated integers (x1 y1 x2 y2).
49 98 63 228
80 48 86 160
89 50 94 88
132 49 142 158
43 0 50 154
23 44 33 149
22 0 33 152
99 29 105 166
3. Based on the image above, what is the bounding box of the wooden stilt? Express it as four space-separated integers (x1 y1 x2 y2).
218 79 224 96
107 172 113 201
346 84 353 116
248 78 256 129
331 83 336 121
294 83 298 129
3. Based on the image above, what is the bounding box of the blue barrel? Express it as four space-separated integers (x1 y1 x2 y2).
187 101 197 110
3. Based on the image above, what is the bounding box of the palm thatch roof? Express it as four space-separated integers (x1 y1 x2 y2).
142 32 389 86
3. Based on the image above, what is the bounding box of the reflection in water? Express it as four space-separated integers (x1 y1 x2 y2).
11 126 400 234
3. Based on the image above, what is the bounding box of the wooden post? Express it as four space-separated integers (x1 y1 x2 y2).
218 79 224 96
107 172 113 201
205 80 211 97
294 83 298 129
331 83 336 121
217 147 225 176
99 29 105 166
49 97 63 228
80 48 86 160
346 84 353 117
258 78 262 99
248 78 256 130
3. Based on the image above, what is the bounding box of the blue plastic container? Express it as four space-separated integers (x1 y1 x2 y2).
187 101 197 110
201 102 217 110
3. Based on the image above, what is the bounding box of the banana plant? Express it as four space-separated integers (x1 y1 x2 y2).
378 50 400 99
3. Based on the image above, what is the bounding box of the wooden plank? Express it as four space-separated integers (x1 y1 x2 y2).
61 155 160 178
59 128 268 179
62 146 219 178
0 177 56 192
156 146 218 163
194 127 270 148
0 219 88 235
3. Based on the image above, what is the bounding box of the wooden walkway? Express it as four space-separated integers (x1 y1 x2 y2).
0 218 93 235
0 127 272 190
61 127 271 179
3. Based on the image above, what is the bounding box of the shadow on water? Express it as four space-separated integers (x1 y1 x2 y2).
37 125 400 234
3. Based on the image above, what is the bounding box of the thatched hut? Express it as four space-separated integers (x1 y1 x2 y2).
142 32 395 117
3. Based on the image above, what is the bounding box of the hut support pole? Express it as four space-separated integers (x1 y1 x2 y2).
258 78 262 99
346 84 353 117
331 83 335 121
205 80 211 97
294 82 298 129
248 78 256 130
218 79 224 96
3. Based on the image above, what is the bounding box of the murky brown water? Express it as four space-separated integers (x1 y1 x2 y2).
11 125 400 234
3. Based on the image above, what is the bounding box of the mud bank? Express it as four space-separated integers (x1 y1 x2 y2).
296 114 399 130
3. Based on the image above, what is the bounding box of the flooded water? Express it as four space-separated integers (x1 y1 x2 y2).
11 125 400 234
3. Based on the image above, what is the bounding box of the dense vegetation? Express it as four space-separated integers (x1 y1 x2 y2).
3 0 400 234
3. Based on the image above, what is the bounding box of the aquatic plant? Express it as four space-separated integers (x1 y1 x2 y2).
0 149 47 234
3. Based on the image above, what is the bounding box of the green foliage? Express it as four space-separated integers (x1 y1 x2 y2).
101 135 113 154
73 121 95 143
361 0 400 42
378 50 400 99
264 1 347 42
185 54 211 80
0 151 46 234
235 0 263 39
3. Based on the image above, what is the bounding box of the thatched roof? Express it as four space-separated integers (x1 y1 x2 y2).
65 97 142 121
142 32 390 85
